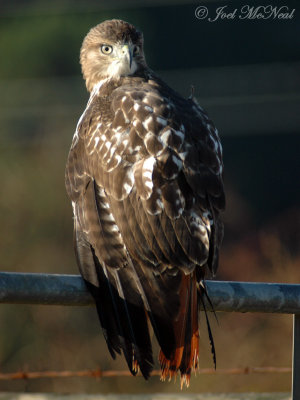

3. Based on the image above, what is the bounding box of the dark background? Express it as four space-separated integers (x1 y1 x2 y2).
0 0 299 394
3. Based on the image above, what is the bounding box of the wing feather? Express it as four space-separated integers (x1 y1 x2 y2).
65 73 225 384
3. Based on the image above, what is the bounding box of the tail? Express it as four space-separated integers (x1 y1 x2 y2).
154 272 216 388
74 223 215 386
156 273 199 388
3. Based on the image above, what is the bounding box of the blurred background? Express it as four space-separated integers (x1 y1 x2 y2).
0 0 299 394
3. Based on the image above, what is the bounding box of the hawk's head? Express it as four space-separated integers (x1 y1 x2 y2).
80 19 147 92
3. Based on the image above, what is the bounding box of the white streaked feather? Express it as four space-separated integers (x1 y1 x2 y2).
142 115 153 131
156 116 167 126
160 129 171 145
123 182 132 194
144 180 153 190
172 155 183 169
105 141 111 150
143 156 156 172
102 212 115 222
174 129 185 140
94 136 100 147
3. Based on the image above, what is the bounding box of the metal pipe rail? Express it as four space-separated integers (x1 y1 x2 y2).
0 272 299 398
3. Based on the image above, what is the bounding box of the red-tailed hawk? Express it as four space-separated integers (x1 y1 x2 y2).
65 19 225 387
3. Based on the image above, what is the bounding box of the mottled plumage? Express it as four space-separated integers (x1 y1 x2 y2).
65 19 225 387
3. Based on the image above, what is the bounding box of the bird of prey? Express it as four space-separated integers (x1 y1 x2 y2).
65 19 225 387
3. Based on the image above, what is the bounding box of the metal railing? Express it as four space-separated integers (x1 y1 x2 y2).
0 272 299 398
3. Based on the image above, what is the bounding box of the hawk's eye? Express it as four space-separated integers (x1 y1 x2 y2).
133 45 139 56
101 44 113 55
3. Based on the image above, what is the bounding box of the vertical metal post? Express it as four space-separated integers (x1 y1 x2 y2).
292 314 300 399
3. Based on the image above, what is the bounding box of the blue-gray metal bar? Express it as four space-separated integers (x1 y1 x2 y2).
0 272 299 396
292 314 300 400
0 272 92 306
0 272 300 314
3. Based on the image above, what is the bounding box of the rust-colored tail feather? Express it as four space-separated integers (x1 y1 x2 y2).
158 273 200 388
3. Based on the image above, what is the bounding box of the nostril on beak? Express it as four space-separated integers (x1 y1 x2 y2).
121 45 132 69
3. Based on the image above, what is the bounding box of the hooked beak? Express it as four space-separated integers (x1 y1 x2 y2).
121 44 133 68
